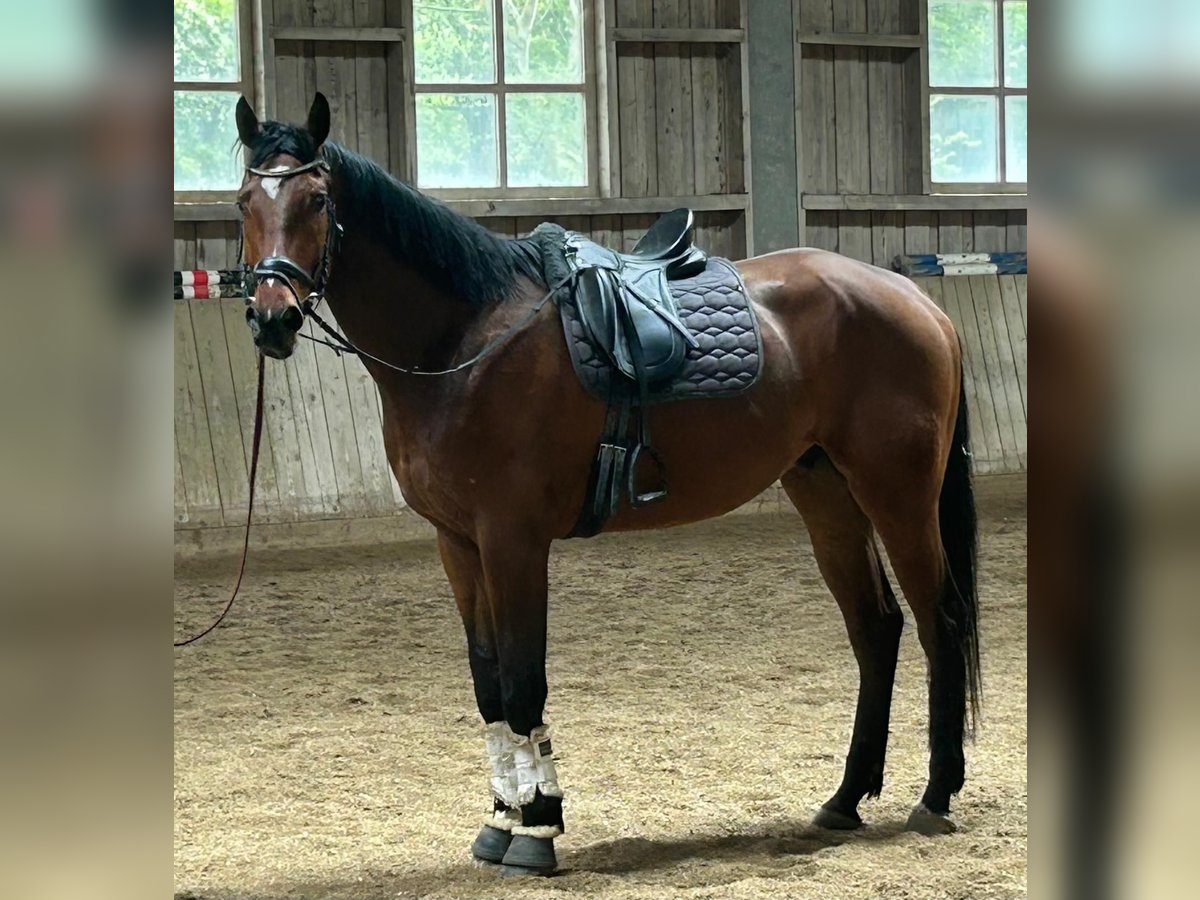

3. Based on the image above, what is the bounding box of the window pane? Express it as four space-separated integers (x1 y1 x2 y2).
416 94 499 188
1004 1 1028 88
414 0 496 84
930 94 998 182
503 0 583 84
174 0 240 82
929 1 997 87
506 93 586 187
174 91 243 191
1005 96 1027 182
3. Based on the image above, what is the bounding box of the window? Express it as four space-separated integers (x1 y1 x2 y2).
928 0 1027 188
173 0 255 195
413 0 593 195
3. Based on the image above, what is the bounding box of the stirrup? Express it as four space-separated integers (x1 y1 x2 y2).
627 443 668 507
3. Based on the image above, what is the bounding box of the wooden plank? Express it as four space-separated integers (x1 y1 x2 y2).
966 276 1021 470
289 323 342 514
941 278 1003 472
871 210 903 269
801 194 1030 211
901 50 924 192
797 32 920 48
838 210 872 263
833 48 870 194
273 26 405 41
937 210 969 253
868 49 904 195
174 302 223 526
259 355 314 520
1007 210 1027 252
354 0 389 170
983 276 1027 463
342 353 397 513
616 44 658 196
736 0 752 252
1015 274 1027 332
653 1 695 197
998 275 1028 413
451 194 751 216
189 300 250 525
973 209 1008 252
904 210 937 256
174 435 189 525
612 27 744 42
308 309 368 514
220 300 284 521
805 211 839 252
590 213 619 248
690 2 725 196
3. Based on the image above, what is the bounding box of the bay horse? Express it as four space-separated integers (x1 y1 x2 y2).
233 94 980 873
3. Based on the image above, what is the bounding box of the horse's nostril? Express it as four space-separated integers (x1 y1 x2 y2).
281 305 304 333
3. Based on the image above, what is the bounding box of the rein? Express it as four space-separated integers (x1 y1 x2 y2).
174 354 265 647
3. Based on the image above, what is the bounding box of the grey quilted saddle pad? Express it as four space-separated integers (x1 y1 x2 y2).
558 255 763 404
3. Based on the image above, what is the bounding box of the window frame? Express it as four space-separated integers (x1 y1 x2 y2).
411 0 599 200
173 0 258 202
924 0 1028 195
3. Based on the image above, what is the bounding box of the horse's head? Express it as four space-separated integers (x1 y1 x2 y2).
235 94 335 360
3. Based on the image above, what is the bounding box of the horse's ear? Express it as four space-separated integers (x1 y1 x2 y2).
306 93 331 148
235 96 260 146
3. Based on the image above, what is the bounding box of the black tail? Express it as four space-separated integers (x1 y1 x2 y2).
939 366 982 735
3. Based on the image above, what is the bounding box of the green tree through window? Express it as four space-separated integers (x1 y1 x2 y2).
929 0 1027 186
173 0 250 193
414 0 590 191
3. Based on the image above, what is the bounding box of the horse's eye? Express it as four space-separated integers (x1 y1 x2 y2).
313 194 328 210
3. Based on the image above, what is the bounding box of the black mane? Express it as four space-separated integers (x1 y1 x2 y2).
245 121 540 306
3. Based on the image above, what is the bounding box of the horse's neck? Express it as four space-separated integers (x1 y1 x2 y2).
323 236 479 383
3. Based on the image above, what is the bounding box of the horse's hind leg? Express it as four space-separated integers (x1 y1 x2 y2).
782 451 904 829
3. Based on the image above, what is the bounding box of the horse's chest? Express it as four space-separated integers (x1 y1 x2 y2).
387 439 479 532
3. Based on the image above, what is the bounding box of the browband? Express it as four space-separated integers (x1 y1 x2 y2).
245 158 330 179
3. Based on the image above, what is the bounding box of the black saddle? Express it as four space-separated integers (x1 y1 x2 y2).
567 208 707 389
557 208 710 532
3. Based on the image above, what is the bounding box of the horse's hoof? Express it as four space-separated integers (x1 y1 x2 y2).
812 803 864 831
905 802 958 835
500 834 557 873
471 824 513 863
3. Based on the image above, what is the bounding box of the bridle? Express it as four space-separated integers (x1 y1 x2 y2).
240 157 343 314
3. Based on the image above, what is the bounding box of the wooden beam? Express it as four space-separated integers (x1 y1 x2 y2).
611 28 746 44
802 194 1029 211
447 194 751 218
272 26 407 42
175 195 752 223
797 31 920 49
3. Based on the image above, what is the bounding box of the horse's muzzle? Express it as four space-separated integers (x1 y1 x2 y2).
246 302 304 359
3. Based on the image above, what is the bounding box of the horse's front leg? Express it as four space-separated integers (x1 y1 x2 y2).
437 531 522 864
472 528 562 873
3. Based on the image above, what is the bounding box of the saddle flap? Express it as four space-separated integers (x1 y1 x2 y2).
574 269 687 384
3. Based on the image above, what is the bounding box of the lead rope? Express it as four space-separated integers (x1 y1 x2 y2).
174 354 265 648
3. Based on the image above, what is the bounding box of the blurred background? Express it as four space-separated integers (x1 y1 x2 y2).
0 0 1198 897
